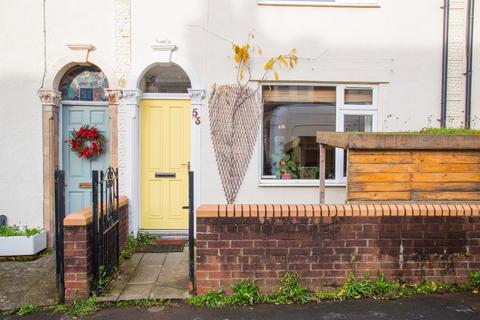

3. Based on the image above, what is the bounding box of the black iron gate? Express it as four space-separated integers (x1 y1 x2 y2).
91 167 120 293
54 169 65 303
188 170 195 292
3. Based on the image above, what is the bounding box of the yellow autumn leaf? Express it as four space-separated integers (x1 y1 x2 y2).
274 71 279 81
288 48 298 68
278 55 289 67
232 44 240 54
241 45 250 63
234 51 242 63
264 58 275 71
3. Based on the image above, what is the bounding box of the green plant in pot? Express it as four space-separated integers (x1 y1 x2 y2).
279 153 299 179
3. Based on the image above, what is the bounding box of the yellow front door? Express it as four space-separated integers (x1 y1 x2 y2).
141 99 191 230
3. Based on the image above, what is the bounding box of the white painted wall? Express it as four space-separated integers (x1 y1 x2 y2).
0 0 116 228
472 0 480 129
1 0 479 229
0 0 44 227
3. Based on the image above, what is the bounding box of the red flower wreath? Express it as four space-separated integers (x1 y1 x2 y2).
67 125 105 159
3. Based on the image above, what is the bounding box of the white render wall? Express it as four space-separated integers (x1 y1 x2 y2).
0 1 44 228
128 0 446 204
473 0 480 129
0 0 116 228
0 0 479 230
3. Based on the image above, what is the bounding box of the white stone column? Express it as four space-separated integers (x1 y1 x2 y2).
37 89 62 248
105 89 123 169
120 89 142 234
114 0 131 87
446 0 468 127
188 89 206 216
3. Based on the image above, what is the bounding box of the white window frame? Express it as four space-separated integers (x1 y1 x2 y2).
258 83 378 187
257 0 380 8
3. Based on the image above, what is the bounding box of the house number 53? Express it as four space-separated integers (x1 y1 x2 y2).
192 108 201 125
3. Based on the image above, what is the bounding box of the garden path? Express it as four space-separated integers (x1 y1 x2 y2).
0 255 56 310
98 248 190 301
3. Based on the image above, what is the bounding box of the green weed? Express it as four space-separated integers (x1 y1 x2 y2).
187 290 226 308
69 295 99 318
468 271 480 293
226 279 261 306
52 303 69 314
269 273 311 304
120 233 156 261
16 304 39 316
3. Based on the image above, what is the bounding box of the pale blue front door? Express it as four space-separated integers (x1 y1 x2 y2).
62 105 110 214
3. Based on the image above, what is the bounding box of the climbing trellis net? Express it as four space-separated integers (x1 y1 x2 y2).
209 85 262 204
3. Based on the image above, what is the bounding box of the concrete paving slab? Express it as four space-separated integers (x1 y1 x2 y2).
140 253 167 266
118 283 154 301
99 249 190 302
149 286 189 300
155 267 189 289
128 265 162 284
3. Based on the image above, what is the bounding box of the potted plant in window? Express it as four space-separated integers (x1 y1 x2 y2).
279 154 299 179
0 225 47 256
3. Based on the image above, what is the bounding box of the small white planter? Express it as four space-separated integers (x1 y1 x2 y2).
0 230 47 256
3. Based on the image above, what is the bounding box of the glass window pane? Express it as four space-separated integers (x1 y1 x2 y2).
59 66 109 102
343 114 373 177
139 63 191 93
262 86 337 180
345 88 373 105
344 114 373 132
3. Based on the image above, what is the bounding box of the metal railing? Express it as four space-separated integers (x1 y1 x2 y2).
91 167 120 293
54 169 65 303
188 171 195 292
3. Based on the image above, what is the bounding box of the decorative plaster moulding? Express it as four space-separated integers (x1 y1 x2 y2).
151 39 178 63
66 43 96 64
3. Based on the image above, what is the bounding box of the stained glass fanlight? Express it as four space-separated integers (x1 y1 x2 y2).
59 66 109 101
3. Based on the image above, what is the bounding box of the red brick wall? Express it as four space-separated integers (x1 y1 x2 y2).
64 224 93 301
196 216 480 294
63 197 129 302
118 203 129 251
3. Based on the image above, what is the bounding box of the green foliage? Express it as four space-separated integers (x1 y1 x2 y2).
52 304 69 314
267 273 311 305
187 290 226 308
315 290 340 301
16 304 39 316
69 295 99 318
468 271 480 293
120 233 155 261
0 225 42 237
419 128 480 135
316 273 464 301
339 273 376 299
279 153 299 179
97 265 108 291
226 279 261 306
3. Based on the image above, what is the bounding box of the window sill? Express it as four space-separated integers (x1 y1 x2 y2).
257 1 380 8
259 180 347 187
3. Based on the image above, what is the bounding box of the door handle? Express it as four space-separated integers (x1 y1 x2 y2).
155 172 176 178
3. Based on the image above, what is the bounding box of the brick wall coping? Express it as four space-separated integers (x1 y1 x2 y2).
197 203 480 218
64 196 128 226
